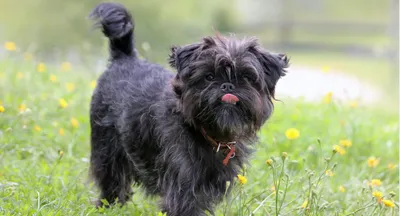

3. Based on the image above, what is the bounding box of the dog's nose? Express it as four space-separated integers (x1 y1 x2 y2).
220 83 235 92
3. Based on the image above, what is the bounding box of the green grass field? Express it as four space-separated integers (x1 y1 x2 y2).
0 48 398 216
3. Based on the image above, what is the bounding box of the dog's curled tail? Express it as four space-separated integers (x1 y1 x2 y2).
89 2 136 59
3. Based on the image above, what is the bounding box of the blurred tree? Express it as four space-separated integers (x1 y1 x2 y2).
0 0 239 63
213 6 239 34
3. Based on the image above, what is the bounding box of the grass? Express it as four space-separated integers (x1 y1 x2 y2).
0 47 399 216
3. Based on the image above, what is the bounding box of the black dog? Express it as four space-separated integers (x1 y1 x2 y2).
89 2 289 215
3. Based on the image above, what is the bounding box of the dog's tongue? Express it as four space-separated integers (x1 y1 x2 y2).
221 94 239 104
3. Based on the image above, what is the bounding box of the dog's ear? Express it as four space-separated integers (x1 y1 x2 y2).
168 43 202 72
169 43 202 97
255 49 289 97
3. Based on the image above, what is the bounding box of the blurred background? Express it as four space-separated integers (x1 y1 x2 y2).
0 0 398 111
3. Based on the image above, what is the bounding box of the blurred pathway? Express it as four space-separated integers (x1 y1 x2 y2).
275 66 382 105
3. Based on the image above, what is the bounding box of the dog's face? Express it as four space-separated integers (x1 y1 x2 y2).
169 36 289 141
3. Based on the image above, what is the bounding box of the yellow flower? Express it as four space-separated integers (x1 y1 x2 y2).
349 101 358 108
59 151 64 157
382 199 395 208
59 128 65 136
368 157 380 167
34 125 41 132
59 98 68 109
37 63 46 73
285 128 300 140
61 62 72 72
237 174 247 185
372 191 383 202
90 80 97 89
300 199 308 208
0 105 4 113
4 41 17 51
23 52 33 61
266 159 273 166
323 92 333 104
339 185 345 192
71 118 79 128
333 145 346 155
339 139 352 148
50 74 57 82
282 152 288 159
369 179 382 187
388 163 397 170
16 72 24 79
321 66 330 73
270 185 276 193
66 82 75 92
325 169 334 177
18 104 26 112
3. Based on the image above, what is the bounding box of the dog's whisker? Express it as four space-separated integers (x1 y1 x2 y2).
197 83 214 110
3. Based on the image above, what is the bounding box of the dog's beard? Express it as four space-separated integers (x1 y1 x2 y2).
181 86 272 141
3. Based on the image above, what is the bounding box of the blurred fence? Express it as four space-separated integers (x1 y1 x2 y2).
236 0 398 55
235 0 399 82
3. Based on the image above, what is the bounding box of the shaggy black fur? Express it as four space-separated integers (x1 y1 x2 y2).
88 2 289 215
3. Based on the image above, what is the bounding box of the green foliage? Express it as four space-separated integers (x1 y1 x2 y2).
0 51 398 215
0 0 239 62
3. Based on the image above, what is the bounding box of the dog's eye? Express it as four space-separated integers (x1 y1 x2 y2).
205 74 215 81
243 75 255 83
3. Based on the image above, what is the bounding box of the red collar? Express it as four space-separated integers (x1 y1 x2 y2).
200 127 236 166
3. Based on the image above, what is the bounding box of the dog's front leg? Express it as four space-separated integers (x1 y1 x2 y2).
160 186 214 216
159 163 218 216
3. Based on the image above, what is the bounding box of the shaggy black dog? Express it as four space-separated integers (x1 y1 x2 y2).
89 2 289 215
